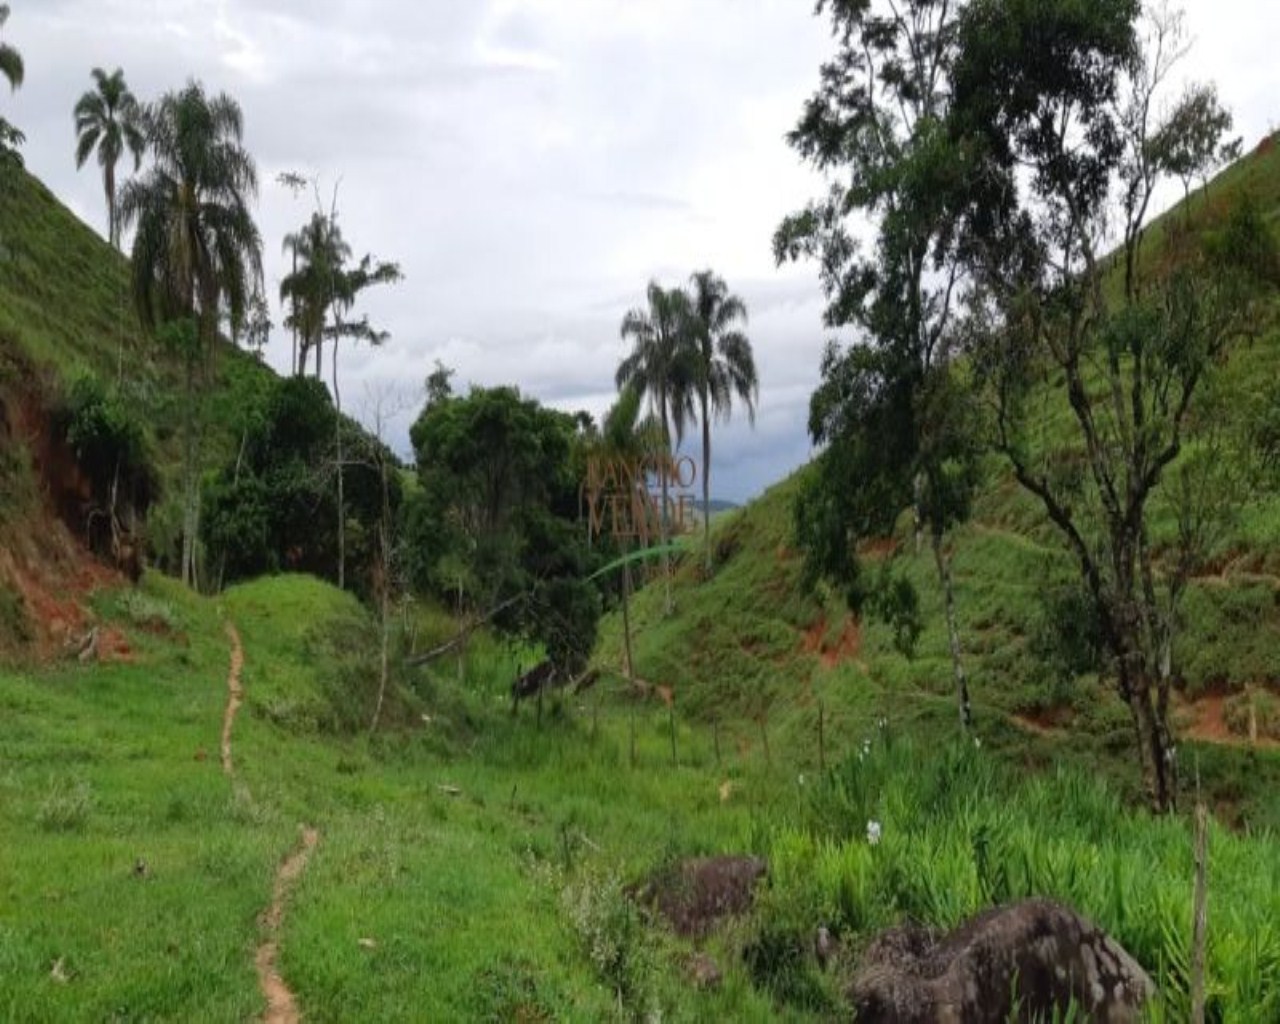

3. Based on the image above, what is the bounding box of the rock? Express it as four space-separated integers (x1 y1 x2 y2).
850 898 1153 1023
815 925 837 971
631 855 767 939
687 952 723 990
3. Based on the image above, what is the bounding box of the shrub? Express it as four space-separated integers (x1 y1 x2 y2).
560 868 657 1019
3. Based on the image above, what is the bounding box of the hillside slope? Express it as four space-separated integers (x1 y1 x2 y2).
595 133 1280 824
0 162 275 652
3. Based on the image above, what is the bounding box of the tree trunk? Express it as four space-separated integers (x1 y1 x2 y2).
622 548 636 688
701 391 712 576
658 391 673 616
332 336 345 590
180 348 196 587
371 451 392 733
931 527 972 732
1125 670 1174 812
106 160 117 249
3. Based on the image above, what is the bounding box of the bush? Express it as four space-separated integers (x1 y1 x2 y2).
560 869 658 1019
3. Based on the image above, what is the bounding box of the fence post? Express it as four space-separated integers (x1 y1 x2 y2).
669 699 677 768
818 701 826 773
1191 761 1209 1024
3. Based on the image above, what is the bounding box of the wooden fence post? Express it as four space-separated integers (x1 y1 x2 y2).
1191 762 1209 1024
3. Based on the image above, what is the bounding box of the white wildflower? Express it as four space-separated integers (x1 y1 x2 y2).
866 820 882 846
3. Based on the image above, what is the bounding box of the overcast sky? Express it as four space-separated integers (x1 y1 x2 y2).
5 1 1276 501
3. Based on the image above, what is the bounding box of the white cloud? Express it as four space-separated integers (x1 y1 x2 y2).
5 0 1274 501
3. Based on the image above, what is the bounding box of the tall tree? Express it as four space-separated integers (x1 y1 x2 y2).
280 210 346 378
953 0 1279 810
616 281 695 615
281 199 400 589
119 80 263 588
0 3 24 157
775 0 979 730
74 68 146 248
687 270 757 575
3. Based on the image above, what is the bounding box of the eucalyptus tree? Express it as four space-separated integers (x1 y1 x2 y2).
952 0 1279 810
775 0 979 730
74 68 146 248
616 281 696 615
119 80 263 587
0 3 24 156
687 270 757 575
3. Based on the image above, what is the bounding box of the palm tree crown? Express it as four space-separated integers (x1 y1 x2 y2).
616 280 697 613
75 67 147 248
0 4 21 91
119 80 262 337
281 211 350 376
0 3 24 155
688 269 757 572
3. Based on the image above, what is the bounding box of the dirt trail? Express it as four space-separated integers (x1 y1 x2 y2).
256 827 319 1024
222 622 244 777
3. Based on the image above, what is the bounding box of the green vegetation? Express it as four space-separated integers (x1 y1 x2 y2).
2 1 1280 1019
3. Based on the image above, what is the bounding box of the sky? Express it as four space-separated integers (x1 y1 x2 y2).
4 0 1277 502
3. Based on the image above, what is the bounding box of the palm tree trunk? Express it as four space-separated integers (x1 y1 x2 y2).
180 348 195 587
332 334 345 591
658 390 673 616
931 526 972 731
105 160 117 249
622 544 636 687
700 390 711 575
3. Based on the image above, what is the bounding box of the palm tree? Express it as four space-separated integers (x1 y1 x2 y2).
281 211 348 377
0 3 24 154
74 68 147 248
688 270 758 574
616 281 695 614
280 207 399 589
0 5 19 90
119 80 262 587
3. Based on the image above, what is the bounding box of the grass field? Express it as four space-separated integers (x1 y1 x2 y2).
2 568 1279 1020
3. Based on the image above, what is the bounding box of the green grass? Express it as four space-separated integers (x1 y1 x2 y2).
3 569 1279 1019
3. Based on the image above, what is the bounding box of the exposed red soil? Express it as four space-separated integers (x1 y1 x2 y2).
857 536 900 559
1179 688 1280 751
1009 705 1075 737
800 615 866 671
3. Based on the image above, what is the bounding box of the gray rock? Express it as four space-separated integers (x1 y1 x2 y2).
688 952 723 990
631 855 767 938
850 898 1153 1023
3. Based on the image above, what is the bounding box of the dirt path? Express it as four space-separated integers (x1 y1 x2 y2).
256 827 319 1024
222 622 244 777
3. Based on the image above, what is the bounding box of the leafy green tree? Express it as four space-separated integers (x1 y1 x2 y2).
0 3 24 158
617 281 696 614
118 81 262 588
74 68 146 248
776 0 980 729
953 0 1280 809
407 385 600 681
202 375 390 589
1150 82 1241 216
687 270 757 575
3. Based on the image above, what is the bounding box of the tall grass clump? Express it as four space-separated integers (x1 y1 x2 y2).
763 728 1280 1017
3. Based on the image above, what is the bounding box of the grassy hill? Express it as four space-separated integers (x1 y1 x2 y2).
595 133 1280 827
2 130 1280 1020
